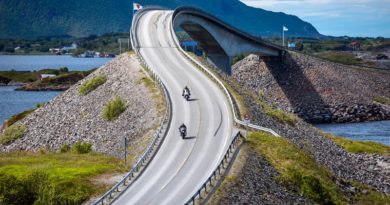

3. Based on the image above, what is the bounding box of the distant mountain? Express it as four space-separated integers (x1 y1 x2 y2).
0 0 321 38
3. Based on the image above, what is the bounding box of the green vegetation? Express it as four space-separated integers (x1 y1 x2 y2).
139 76 155 90
6 109 35 127
231 53 248 65
103 96 126 121
249 132 346 204
321 132 390 155
373 96 390 105
0 32 129 54
254 94 297 126
73 142 92 154
79 75 107 95
0 125 26 145
0 151 125 205
316 52 362 65
248 132 390 204
0 68 93 84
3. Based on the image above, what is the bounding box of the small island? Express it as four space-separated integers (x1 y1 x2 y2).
0 67 94 91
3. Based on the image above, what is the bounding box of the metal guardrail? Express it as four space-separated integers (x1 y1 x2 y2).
184 131 243 205
168 13 280 137
92 8 172 205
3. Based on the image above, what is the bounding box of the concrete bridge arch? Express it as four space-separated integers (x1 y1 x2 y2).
172 7 283 74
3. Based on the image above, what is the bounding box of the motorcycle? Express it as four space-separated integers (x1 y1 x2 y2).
182 87 191 101
179 124 187 138
184 93 190 101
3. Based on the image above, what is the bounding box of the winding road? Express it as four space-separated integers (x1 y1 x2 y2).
113 10 234 204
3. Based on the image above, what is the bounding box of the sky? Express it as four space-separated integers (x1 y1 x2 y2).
240 0 390 37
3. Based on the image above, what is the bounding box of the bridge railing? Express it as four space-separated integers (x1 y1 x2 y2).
168 16 279 137
92 9 172 205
184 131 243 205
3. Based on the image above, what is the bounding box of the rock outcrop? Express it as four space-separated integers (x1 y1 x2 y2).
0 53 163 158
232 52 390 124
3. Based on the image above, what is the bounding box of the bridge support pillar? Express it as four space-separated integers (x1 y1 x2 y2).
207 54 232 75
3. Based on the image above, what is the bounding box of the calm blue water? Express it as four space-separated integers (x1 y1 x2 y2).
0 55 111 71
316 120 390 146
0 86 61 123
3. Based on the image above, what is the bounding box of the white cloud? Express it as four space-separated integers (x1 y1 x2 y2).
240 0 390 37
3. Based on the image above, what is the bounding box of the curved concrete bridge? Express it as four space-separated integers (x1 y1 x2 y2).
111 7 280 205
173 7 283 74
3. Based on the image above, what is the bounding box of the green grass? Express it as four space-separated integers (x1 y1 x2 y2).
79 75 107 95
351 182 390 205
321 132 390 155
0 151 126 205
254 95 298 126
0 125 26 145
316 52 362 65
373 96 390 105
248 132 347 204
139 76 155 90
248 132 390 204
6 109 35 127
102 96 126 121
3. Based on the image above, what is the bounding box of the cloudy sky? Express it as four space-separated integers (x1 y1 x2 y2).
240 0 390 37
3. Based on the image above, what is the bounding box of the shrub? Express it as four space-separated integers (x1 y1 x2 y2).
73 142 92 154
79 75 107 95
103 96 126 121
0 125 26 145
0 171 48 205
60 144 71 153
36 181 94 205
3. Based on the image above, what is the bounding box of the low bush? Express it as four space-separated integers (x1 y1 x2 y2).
60 144 71 153
79 75 107 95
0 125 26 145
73 142 92 154
0 171 48 205
102 96 126 121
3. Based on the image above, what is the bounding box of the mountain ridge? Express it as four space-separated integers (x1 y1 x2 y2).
0 0 321 38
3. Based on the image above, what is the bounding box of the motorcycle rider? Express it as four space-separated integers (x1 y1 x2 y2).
179 123 187 138
182 86 191 97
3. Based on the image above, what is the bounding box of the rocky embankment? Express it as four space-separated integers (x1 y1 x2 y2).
232 52 390 124
0 53 163 158
209 147 312 205
204 52 390 203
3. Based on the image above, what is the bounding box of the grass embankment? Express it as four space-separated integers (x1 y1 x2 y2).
102 96 126 121
373 96 390 105
254 91 298 126
0 150 126 205
79 75 107 95
4 103 44 127
0 125 26 145
248 132 390 204
137 69 165 115
321 132 390 156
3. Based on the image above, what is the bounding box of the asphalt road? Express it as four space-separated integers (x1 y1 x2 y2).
114 10 233 205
